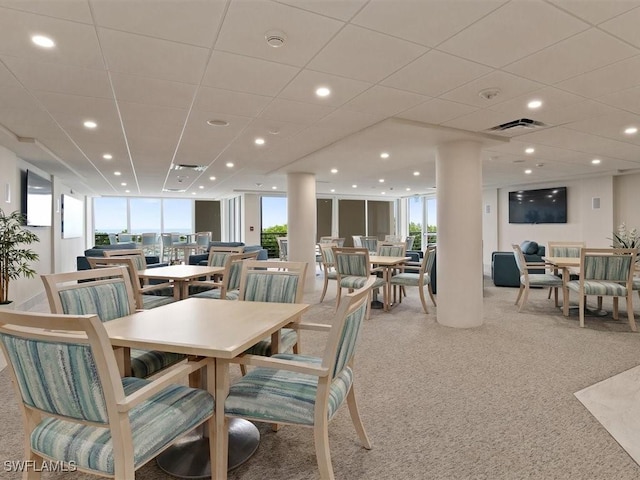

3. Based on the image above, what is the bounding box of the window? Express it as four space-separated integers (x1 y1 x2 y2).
163 199 192 235
261 196 287 258
130 198 161 234
408 196 437 250
94 197 127 237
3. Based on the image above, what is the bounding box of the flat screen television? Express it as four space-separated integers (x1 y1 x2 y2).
508 186 567 224
24 170 52 227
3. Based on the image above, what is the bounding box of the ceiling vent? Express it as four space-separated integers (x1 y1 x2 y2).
172 163 206 172
162 188 186 193
486 118 550 137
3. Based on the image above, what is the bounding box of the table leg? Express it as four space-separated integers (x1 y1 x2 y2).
214 358 230 479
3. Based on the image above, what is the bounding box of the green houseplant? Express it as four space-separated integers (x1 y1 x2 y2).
0 209 40 305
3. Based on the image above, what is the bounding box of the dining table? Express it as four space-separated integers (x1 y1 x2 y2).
369 255 410 311
138 264 225 300
104 297 311 479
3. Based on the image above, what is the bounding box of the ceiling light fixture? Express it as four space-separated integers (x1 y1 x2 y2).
525 147 535 154
254 137 265 145
272 186 277 190
209 176 216 181
524 169 532 174
352 184 357 188
31 35 55 48
379 179 384 183
406 188 411 191
591 159 601 165
315 87 331 97
265 30 286 48
380 152 389 159
83 120 97 129
114 171 121 176
120 182 126 186
102 153 112 160
381 192 386 195
624 126 638 135
330 168 338 174
125 190 130 193
527 99 542 109
199 185 204 189
207 119 229 127
330 189 335 193
413 171 420 176
226 162 234 168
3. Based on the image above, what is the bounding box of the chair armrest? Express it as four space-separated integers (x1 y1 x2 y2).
117 357 213 411
289 322 331 332
140 282 173 294
228 354 329 377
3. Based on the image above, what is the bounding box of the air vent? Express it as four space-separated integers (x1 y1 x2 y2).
172 163 207 172
162 188 186 193
488 118 548 132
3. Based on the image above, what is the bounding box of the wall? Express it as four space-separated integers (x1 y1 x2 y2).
482 188 499 273
613 173 640 232
242 193 261 246
53 179 85 274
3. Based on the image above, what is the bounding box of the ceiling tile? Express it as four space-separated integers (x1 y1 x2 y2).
259 98 334 124
315 108 385 134
117 102 188 145
504 29 637 85
275 0 367 21
564 111 640 142
98 28 210 84
215 0 343 67
555 55 640 98
201 51 299 97
278 69 371 107
91 0 225 47
382 50 492 97
0 7 103 68
440 71 544 108
599 6 640 48
487 87 584 116
438 0 588 68
398 98 478 125
193 86 271 118
0 0 92 23
352 0 507 47
532 99 620 127
547 0 640 25
110 73 197 109
441 109 518 133
598 86 640 115
344 86 429 117
308 25 427 83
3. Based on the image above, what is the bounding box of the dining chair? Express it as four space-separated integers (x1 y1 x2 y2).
513 244 563 313
564 248 637 331
195 231 212 254
190 250 259 300
277 236 289 261
384 234 403 243
108 233 118 245
405 235 416 251
360 236 378 254
237 260 308 358
225 277 375 480
320 236 345 247
88 253 176 309
332 247 386 315
319 243 338 303
389 245 436 314
160 233 177 264
546 241 585 299
352 235 362 247
140 232 158 255
41 267 186 378
118 233 135 243
0 309 214 479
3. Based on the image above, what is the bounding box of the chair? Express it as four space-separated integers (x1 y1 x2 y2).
88 252 176 309
160 233 177 264
564 248 637 331
225 277 375 480
405 235 416 252
108 233 117 245
360 236 378 254
41 267 185 378
376 241 406 258
319 243 338 303
384 234 403 243
0 309 214 479
546 241 585 298
118 233 134 243
320 236 345 247
277 236 288 261
389 245 436 314
195 231 212 254
237 260 307 358
140 232 158 255
190 250 259 300
513 243 564 313
352 235 362 247
333 247 386 315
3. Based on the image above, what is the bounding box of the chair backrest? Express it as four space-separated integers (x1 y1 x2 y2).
196 231 212 247
352 235 362 247
376 242 406 257
581 248 636 283
548 241 585 258
0 310 124 426
171 232 182 243
320 242 337 268
320 236 345 247
321 277 375 381
42 267 136 322
238 260 307 303
224 251 260 292
108 233 118 245
384 235 403 243
333 247 371 278
207 246 245 267
360 236 378 253
277 237 288 261
512 244 527 276
87 256 149 309
160 233 173 247
140 232 157 246
405 235 416 251
102 248 147 270
421 245 436 275
118 233 134 243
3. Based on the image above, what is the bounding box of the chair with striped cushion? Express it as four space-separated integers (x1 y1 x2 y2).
319 243 338 303
237 260 307 358
546 241 585 299
225 277 375 480
190 250 259 300
513 243 564 313
389 245 436 314
42 267 185 378
360 236 378 254
0 309 214 479
564 248 637 331
333 247 386 315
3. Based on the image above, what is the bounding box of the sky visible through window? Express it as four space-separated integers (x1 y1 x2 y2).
94 197 193 234
261 196 287 229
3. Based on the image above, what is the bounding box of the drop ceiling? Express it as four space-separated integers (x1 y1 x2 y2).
1 0 640 199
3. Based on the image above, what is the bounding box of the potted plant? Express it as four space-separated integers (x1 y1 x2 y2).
0 209 40 305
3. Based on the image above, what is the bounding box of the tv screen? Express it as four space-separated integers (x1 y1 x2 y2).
25 170 52 227
509 187 567 224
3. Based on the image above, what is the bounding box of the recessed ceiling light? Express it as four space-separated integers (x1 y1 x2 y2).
591 159 601 165
192 192 196 195
624 126 638 135
381 192 386 195
83 120 97 129
120 182 127 186
330 168 338 174
207 119 229 127
272 186 277 190
31 35 55 48
406 188 411 191
380 152 389 159
254 137 265 145
525 147 535 154
102 153 112 160
413 171 420 176
315 87 331 97
199 185 204 189
524 169 532 174
209 176 216 181
527 99 542 109
226 162 234 168
125 190 130 193
379 179 384 183
114 171 121 176
330 189 335 193
352 184 357 188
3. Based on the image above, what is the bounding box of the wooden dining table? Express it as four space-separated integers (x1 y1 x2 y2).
104 297 311 479
138 264 225 300
369 255 410 311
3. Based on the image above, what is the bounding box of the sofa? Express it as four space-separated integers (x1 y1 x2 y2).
76 243 163 271
188 241 268 266
491 240 546 287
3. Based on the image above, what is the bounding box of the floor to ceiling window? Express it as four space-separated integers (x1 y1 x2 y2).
261 196 287 258
408 196 437 250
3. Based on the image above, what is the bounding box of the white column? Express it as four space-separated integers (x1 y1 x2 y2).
287 172 317 292
436 140 483 328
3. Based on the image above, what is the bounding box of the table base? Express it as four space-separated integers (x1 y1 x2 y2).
565 304 608 317
156 418 260 478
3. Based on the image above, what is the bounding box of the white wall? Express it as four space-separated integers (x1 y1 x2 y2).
613 173 640 232
242 193 261 246
53 179 85 274
482 188 499 273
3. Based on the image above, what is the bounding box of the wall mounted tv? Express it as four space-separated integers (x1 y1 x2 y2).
508 187 567 224
24 170 52 227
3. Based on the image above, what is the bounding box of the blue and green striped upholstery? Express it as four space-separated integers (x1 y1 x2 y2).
243 272 299 303
335 252 368 277
550 246 582 257
633 278 640 291
225 354 353 425
524 273 565 286
321 246 335 265
227 260 243 291
340 276 385 289
31 377 214 475
567 280 627 296
390 272 428 286
244 328 297 356
0 335 107 423
360 237 378 253
583 255 632 281
208 252 233 267
193 288 239 300
141 294 175 309
130 255 146 271
332 296 367 377
377 245 404 257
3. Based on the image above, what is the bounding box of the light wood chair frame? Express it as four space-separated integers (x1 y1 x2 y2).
332 246 385 316
319 243 338 303
513 244 563 312
546 241 585 299
190 250 259 299
391 245 436 313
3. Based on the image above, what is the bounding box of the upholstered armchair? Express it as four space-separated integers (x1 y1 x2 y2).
333 247 386 315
